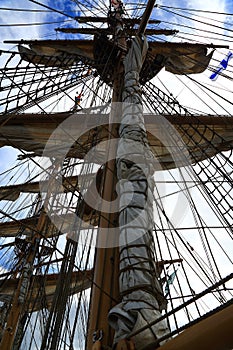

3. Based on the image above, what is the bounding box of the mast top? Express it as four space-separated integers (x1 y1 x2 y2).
137 0 156 35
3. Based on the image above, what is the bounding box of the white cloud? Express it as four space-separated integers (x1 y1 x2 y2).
0 0 49 50
0 2 49 169
154 0 233 115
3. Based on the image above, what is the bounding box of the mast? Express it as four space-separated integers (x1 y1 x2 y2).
86 2 126 349
108 2 172 349
0 213 42 349
87 2 159 350
87 1 170 349
0 160 64 350
85 99 121 349
0 163 71 349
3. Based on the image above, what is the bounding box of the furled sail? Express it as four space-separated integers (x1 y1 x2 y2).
0 270 92 312
18 40 95 67
0 175 80 201
18 40 215 83
165 49 213 74
108 36 169 349
1 113 232 169
0 174 96 201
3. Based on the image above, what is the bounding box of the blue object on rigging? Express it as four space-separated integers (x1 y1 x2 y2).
210 51 233 80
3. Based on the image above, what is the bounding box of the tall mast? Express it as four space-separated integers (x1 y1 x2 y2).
0 213 43 349
86 2 125 349
0 165 61 349
87 1 157 350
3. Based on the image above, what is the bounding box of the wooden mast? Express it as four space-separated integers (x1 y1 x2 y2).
0 214 44 349
86 4 124 349
0 164 61 349
86 1 156 350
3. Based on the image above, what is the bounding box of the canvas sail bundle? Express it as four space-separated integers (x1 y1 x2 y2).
0 270 92 312
108 36 170 349
18 40 214 79
0 175 80 201
165 49 213 74
1 113 233 169
18 41 95 67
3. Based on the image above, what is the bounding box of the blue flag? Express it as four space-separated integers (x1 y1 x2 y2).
165 270 177 295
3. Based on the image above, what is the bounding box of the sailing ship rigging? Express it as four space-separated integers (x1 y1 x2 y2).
0 0 233 349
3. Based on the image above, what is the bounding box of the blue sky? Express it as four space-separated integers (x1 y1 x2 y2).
0 0 233 171
0 0 232 43
0 0 232 172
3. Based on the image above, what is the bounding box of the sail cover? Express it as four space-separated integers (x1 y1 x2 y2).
1 113 233 169
18 40 95 67
108 36 169 349
149 43 214 75
0 270 92 312
18 40 214 78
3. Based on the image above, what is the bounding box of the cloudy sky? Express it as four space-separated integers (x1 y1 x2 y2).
0 0 232 192
1 0 232 112
0 0 232 207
